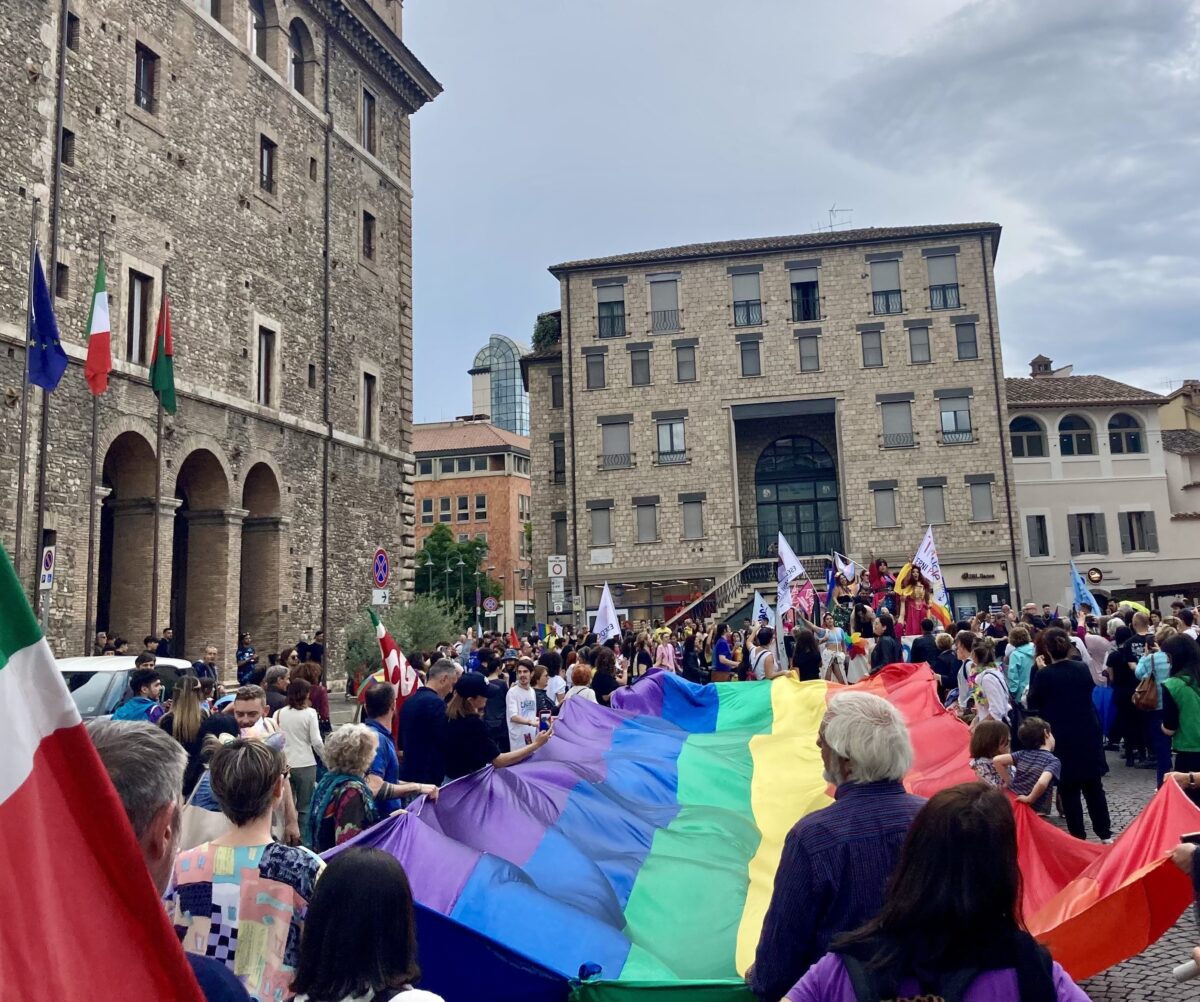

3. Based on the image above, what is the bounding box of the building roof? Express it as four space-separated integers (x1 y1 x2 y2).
548 222 1001 274
1004 375 1163 409
412 421 529 456
1163 429 1200 456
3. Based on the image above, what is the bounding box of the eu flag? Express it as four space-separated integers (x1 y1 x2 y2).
28 250 68 391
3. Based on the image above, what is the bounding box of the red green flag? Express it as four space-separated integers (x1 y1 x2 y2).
148 293 176 414
83 258 112 395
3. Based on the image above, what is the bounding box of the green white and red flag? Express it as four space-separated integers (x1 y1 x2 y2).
0 542 203 999
149 292 176 414
83 258 112 395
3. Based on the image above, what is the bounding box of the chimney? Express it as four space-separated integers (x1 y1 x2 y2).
1030 354 1054 378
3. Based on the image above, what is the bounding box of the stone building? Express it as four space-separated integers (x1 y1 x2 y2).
413 417 532 631
1006 358 1200 606
0 0 439 672
524 223 1021 627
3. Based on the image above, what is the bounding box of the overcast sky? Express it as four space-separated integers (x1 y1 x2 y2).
406 0 1200 422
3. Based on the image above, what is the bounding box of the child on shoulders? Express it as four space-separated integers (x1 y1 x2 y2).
968 719 1012 789
994 716 1060 815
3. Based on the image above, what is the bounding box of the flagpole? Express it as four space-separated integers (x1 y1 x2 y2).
14 198 40 584
150 264 168 639
83 234 106 655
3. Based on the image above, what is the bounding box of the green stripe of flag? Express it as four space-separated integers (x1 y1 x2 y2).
0 544 44 669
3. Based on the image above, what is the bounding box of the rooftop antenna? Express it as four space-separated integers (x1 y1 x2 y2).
816 204 853 233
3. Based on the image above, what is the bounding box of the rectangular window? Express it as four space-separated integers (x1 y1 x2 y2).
259 135 276 193
955 323 978 360
590 507 611 546
60 128 75 167
881 401 914 448
790 268 820 322
682 500 704 539
732 272 762 327
600 422 631 469
439 458 454 474
970 482 994 521
518 494 530 521
248 1 266 56
361 210 376 261
305 565 314 593
630 348 651 386
873 488 898 528
134 43 158 113
361 88 376 154
54 262 70 299
908 326 931 364
861 330 884 368
636 503 657 543
475 494 488 520
457 496 470 521
922 485 946 525
473 455 488 471
553 513 568 554
1068 513 1108 555
256 326 275 406
585 353 605 389
361 371 377 439
418 459 432 475
597 284 625 338
650 278 680 332
420 498 433 524
870 260 902 314
550 371 563 408
456 458 471 473
798 334 820 372
740 339 762 377
927 255 960 310
1119 510 1158 552
125 268 152 364
675 345 696 382
457 533 470 544
439 497 451 522
309 157 318 182
1026 514 1049 557
656 420 686 464
307 363 317 388
66 11 80 51
940 396 973 443
551 439 566 484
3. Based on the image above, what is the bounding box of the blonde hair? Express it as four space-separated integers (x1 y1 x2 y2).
170 676 204 746
322 724 377 776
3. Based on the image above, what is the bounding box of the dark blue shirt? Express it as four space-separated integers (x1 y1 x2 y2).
365 716 403 815
187 953 250 1001
399 687 449 786
749 780 925 1001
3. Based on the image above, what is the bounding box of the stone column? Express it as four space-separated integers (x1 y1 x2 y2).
240 514 288 657
108 497 178 642
183 507 246 669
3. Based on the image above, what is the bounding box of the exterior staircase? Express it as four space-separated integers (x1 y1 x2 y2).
665 555 829 630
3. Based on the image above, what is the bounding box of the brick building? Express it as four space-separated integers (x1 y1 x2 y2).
524 223 1022 627
0 0 439 671
413 418 532 632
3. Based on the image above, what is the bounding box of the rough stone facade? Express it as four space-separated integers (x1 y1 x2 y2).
0 0 439 675
526 224 1022 624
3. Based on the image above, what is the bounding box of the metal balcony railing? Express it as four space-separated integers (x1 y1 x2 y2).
791 295 820 322
650 308 680 332
598 314 626 338
930 283 960 310
872 290 903 315
941 429 974 445
655 449 688 466
598 452 633 470
548 470 565 484
882 431 916 449
733 300 762 326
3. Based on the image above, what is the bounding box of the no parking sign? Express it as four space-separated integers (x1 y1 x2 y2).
372 548 390 588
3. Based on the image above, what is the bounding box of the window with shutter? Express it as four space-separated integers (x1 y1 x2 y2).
682 500 704 539
1026 515 1049 557
597 284 626 337
927 255 960 310
790 268 820 322
922 486 946 525
590 508 611 546
1068 514 1081 555
732 273 761 326
871 260 902 314
1144 511 1159 551
1093 513 1108 554
636 504 657 543
600 423 631 468
908 327 931 364
650 279 679 332
969 483 993 522
881 401 914 448
873 489 898 528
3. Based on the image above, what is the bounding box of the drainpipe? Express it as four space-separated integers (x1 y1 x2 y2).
320 35 333 653
981 233 1021 607
563 278 581 626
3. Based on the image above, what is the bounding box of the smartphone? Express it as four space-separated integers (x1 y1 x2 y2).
1182 832 1200 845
538 712 552 732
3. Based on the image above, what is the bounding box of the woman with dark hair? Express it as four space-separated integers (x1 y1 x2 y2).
1105 624 1145 766
1161 634 1200 793
590 646 625 705
681 632 704 683
791 629 823 682
291 847 443 1001
711 623 737 682
444 672 552 779
785 784 1089 1000
869 614 902 673
1028 627 1113 842
277 677 325 840
749 626 781 680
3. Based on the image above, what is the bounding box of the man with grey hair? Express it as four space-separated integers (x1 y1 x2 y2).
399 657 459 786
747 691 925 1001
263 664 289 715
87 720 249 1001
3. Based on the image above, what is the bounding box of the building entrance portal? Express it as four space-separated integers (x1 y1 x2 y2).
754 435 842 558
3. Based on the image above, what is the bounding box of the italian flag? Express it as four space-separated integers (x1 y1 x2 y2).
358 609 420 743
83 258 112 395
149 291 176 414
0 543 203 999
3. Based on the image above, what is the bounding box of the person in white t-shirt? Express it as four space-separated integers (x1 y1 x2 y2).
541 651 568 706
506 662 539 749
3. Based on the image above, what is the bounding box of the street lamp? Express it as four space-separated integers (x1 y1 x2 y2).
444 561 453 597
456 557 466 604
423 552 434 591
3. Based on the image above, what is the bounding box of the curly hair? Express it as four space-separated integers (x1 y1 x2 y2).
323 724 378 777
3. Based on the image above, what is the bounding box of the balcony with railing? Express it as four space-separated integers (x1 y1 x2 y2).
872 290 903 315
742 527 844 562
733 300 762 327
597 313 626 338
134 86 157 114
548 469 566 485
650 308 680 332
598 452 634 470
654 448 688 466
881 430 917 449
930 283 960 310
940 429 974 445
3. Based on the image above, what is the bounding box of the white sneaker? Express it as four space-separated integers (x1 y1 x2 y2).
1100 837 1115 844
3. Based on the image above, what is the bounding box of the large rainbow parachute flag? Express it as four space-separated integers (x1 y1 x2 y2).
340 666 1200 1001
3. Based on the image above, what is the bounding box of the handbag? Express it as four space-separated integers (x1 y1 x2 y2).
1132 673 1158 712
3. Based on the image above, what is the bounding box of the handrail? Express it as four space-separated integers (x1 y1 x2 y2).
666 553 831 629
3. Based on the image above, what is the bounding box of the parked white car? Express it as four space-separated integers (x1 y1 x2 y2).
57 655 193 720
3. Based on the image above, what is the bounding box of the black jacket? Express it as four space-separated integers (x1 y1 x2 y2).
909 634 940 668
871 635 903 671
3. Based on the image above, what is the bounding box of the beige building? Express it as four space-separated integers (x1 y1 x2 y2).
1160 380 1200 432
524 223 1022 627
1007 359 1200 607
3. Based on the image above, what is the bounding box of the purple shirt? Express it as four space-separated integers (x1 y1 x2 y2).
748 781 924 1001
786 953 1090 1001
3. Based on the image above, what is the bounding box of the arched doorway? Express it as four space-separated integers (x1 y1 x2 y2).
172 450 231 657
755 436 842 557
240 463 283 656
98 431 157 641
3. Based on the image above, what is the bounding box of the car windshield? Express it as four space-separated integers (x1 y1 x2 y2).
61 670 118 718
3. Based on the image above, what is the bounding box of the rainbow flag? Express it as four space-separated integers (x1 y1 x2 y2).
338 666 1198 1000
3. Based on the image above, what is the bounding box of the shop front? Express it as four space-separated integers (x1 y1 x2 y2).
940 561 1012 621
584 578 716 629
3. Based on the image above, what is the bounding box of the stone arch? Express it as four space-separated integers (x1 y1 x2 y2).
286 16 317 101
239 462 286 654
166 433 235 502
97 430 159 641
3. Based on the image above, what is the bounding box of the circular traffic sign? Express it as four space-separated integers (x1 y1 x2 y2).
548 558 566 578
373 548 390 588
43 549 54 572
483 596 498 612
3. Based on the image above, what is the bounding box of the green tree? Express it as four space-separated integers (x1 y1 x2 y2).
343 594 467 676
532 310 561 351
414 523 502 606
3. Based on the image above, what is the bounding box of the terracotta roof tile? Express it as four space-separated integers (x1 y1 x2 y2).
1004 376 1163 409
1163 430 1200 455
413 421 529 455
549 222 1000 273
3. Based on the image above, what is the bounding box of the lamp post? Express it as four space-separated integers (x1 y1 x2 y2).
444 561 453 599
457 557 465 605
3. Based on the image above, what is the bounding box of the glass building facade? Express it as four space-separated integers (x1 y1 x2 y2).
471 335 529 435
